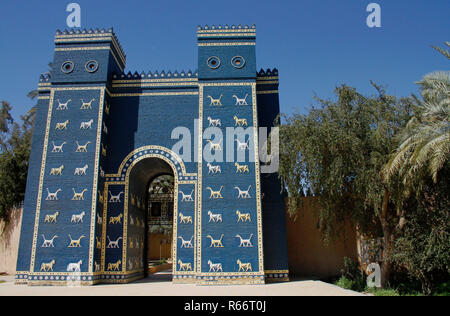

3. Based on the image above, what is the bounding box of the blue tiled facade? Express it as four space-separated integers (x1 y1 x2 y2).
15 25 289 285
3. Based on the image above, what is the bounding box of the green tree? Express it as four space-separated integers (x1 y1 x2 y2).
391 165 450 295
382 43 450 295
383 46 449 186
278 83 415 286
0 101 34 221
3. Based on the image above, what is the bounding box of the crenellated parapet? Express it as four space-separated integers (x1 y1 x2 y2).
197 24 256 31
257 68 279 78
197 24 256 43
39 73 51 82
54 28 126 65
112 70 199 80
53 28 126 77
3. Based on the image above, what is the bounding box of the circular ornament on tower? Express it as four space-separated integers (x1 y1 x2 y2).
231 56 245 69
85 60 99 73
61 61 75 74
207 56 221 69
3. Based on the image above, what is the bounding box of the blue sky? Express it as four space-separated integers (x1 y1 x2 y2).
0 0 449 120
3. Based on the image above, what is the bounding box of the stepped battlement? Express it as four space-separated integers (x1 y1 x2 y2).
39 73 51 83
197 24 256 41
54 28 126 66
257 68 279 78
197 24 256 31
112 70 199 80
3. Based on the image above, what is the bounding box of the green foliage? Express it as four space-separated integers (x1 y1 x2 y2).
434 282 450 296
432 42 450 60
0 101 34 221
152 259 168 266
383 71 449 186
390 166 450 296
381 46 450 295
366 287 401 296
335 276 356 291
279 83 415 241
335 257 366 292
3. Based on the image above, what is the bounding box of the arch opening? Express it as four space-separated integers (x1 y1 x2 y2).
126 157 176 279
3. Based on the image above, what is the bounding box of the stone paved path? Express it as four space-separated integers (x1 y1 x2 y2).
0 272 364 296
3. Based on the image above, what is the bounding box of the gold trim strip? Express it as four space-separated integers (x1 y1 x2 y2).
255 81 279 85
197 42 255 47
251 83 265 274
200 82 254 87
256 90 278 95
112 78 198 84
29 90 55 272
197 33 256 38
112 82 198 88
55 37 113 43
265 270 289 274
197 28 256 34
54 46 110 51
51 86 107 91
55 32 116 38
110 92 199 97
88 88 105 273
54 35 126 65
196 85 204 274
256 76 279 81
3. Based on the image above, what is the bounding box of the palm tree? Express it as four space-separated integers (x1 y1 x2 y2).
432 42 450 60
383 45 449 184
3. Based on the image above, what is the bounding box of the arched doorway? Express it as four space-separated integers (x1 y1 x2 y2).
103 146 197 283
147 175 174 268
126 157 175 279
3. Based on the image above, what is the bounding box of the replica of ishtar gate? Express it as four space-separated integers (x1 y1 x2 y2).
15 24 289 285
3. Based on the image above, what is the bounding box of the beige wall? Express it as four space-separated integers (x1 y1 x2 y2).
286 197 357 279
0 207 22 275
148 233 172 261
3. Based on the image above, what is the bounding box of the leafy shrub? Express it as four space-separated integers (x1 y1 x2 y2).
335 257 366 292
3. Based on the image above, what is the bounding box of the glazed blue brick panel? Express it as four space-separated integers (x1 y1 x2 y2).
16 97 52 274
202 85 256 164
107 50 126 80
104 94 198 174
201 206 259 273
176 183 196 273
31 88 104 277
255 83 289 275
200 82 262 279
104 184 125 274
33 90 103 244
260 173 289 273
19 87 105 278
256 91 280 132
134 94 199 171
52 49 112 84
198 45 256 80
